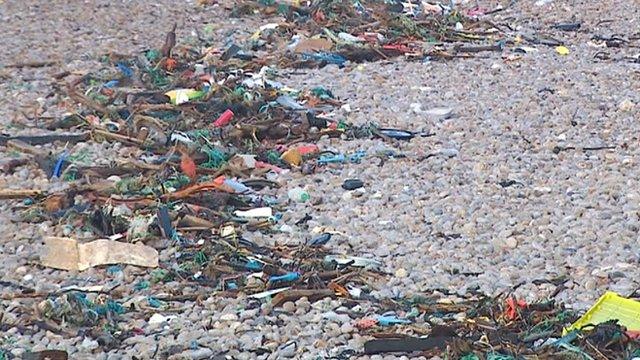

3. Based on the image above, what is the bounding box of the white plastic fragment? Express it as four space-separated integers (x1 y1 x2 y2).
234 207 273 218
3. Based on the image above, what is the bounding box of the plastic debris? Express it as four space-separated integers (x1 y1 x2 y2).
324 255 383 270
268 272 300 284
23 350 69 360
288 187 310 202
234 207 273 218
213 109 235 127
564 292 640 334
376 315 412 326
164 88 204 105
308 233 331 247
281 148 303 166
41 237 159 271
555 46 570 55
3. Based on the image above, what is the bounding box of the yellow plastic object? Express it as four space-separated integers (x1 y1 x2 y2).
555 45 570 55
564 291 640 335
165 89 204 105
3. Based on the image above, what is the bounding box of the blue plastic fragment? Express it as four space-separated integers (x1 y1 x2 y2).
269 272 300 283
302 52 347 67
227 282 238 290
224 179 252 193
318 153 345 165
245 259 264 271
116 62 134 78
348 150 367 163
378 128 415 140
104 80 120 88
147 297 162 308
107 265 123 274
96 300 126 316
376 315 412 326
157 205 175 239
52 150 69 178
134 280 150 291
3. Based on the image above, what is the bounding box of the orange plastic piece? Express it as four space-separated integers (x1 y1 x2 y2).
505 297 527 320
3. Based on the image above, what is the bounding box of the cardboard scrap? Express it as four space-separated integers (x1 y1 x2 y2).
41 237 159 271
294 38 333 53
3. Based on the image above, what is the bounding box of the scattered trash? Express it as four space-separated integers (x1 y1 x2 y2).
1 2 634 359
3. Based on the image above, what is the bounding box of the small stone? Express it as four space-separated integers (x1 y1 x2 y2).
11 348 25 357
240 308 259 320
395 268 408 278
584 279 596 290
340 322 354 334
533 187 551 196
505 237 518 249
426 107 454 119
282 301 295 313
439 148 459 158
278 341 297 357
169 348 214 360
78 337 100 351
220 313 239 321
619 99 635 112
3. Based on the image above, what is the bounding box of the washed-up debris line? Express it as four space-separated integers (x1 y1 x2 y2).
352 291 640 358
208 0 640 67
215 0 511 68
0 20 416 352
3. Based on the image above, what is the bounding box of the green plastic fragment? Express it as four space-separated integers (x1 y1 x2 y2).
146 49 161 61
277 3 289 15
266 150 281 165
201 146 227 168
195 251 208 266
135 280 150 291
459 354 479 360
311 87 334 100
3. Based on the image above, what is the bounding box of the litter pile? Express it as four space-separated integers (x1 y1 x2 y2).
204 0 640 67
222 0 508 67
0 16 404 357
